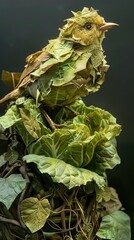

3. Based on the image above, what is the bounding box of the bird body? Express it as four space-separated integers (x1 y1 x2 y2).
0 7 117 107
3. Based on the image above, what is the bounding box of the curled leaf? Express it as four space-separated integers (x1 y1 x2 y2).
23 154 105 190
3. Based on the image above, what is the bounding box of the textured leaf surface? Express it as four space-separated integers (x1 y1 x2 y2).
28 124 101 168
4 149 19 164
96 187 122 213
14 98 51 146
71 102 121 141
19 108 41 139
23 154 105 189
21 197 50 233
89 141 121 174
0 174 26 209
96 211 131 240
0 105 21 131
46 39 73 61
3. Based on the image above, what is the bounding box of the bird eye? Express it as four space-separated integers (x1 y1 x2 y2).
84 22 92 30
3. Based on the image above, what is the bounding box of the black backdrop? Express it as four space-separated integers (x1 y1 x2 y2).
0 0 133 236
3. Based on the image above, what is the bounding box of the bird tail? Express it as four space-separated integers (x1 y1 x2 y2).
0 89 19 105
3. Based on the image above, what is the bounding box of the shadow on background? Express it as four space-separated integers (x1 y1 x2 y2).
0 0 133 237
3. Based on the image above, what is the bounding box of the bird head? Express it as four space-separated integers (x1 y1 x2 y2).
59 7 118 45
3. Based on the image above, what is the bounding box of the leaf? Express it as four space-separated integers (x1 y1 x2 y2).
91 48 104 68
89 141 121 174
46 39 73 61
23 154 105 189
96 186 112 203
20 197 51 233
69 100 121 138
28 124 101 167
74 50 92 72
14 98 51 146
0 154 6 167
31 58 58 77
96 187 122 213
19 108 41 139
30 40 73 79
0 105 21 131
0 174 26 209
96 211 131 240
1 70 21 87
4 149 19 164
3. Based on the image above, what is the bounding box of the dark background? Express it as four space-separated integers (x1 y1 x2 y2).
0 0 133 237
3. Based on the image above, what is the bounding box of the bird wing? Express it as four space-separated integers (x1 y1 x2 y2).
16 50 50 89
16 39 74 90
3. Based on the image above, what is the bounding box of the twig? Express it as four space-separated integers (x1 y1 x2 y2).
41 108 67 130
17 164 30 230
65 106 79 116
11 73 16 89
0 215 21 227
4 161 21 178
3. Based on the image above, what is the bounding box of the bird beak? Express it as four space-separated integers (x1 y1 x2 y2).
99 22 119 31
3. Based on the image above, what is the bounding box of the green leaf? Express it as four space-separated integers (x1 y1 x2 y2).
19 108 41 139
0 154 6 167
46 39 73 61
23 154 105 189
0 105 21 131
29 128 73 158
14 98 51 146
96 211 131 240
28 124 101 167
20 197 51 233
4 149 19 164
0 174 26 209
69 100 121 135
89 141 121 174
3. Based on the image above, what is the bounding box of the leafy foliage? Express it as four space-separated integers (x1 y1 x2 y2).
0 174 26 209
23 154 105 189
0 96 126 239
96 211 131 240
0 6 131 240
21 197 51 233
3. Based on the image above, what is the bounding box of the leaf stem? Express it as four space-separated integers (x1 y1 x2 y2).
0 215 21 227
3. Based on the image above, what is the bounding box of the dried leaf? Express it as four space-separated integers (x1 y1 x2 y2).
1 70 21 87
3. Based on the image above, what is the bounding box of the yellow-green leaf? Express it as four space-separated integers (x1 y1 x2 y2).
21 197 51 233
23 154 105 190
19 108 41 139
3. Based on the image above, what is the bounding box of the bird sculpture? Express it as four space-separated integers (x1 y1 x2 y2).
0 7 118 107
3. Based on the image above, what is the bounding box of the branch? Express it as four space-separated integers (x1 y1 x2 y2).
0 215 21 227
